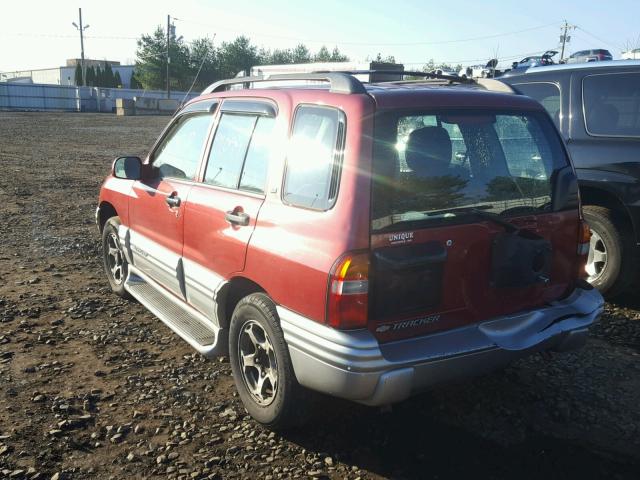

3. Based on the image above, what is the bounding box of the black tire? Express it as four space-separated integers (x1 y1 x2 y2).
583 205 635 297
229 293 306 429
101 216 130 298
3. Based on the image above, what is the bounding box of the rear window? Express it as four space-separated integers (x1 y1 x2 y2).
583 72 640 137
372 109 568 231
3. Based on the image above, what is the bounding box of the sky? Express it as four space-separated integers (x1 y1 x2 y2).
1 0 639 73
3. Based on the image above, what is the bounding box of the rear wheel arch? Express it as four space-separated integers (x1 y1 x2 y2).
579 186 637 296
579 185 635 234
217 276 267 330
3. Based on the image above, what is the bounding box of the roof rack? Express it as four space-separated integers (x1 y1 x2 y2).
475 78 516 94
317 69 475 85
202 72 367 95
333 70 517 94
201 69 516 95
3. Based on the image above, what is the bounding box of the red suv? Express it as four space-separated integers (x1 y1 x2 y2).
97 71 604 428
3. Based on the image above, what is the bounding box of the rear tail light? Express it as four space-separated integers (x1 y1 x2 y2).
326 252 369 329
577 220 592 278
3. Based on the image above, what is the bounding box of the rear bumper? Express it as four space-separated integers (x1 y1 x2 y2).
278 286 604 406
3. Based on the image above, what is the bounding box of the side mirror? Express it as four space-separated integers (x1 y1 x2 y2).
113 156 142 180
512 62 518 69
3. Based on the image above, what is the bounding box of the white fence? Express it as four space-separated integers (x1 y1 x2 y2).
0 82 199 112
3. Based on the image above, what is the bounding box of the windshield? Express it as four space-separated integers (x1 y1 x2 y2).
371 109 568 231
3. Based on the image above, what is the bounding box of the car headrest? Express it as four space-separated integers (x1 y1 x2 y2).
405 126 453 176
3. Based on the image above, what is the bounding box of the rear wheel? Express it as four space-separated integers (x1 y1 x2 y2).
583 206 634 297
229 293 306 429
101 216 130 298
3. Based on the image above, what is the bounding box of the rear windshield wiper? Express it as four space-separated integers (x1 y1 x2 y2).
428 205 520 233
373 205 520 233
467 208 519 233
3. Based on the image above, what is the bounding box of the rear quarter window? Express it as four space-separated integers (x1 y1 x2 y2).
512 83 561 129
583 72 640 137
282 105 345 210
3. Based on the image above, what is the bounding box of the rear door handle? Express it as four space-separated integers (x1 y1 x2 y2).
165 193 181 208
225 210 250 226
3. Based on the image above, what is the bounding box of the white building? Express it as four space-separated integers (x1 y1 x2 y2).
0 59 135 88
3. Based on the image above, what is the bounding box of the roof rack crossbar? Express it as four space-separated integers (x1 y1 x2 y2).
201 69 517 96
202 72 367 95
316 69 475 84
338 70 515 94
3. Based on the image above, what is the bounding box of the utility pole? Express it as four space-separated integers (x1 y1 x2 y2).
559 20 576 62
72 8 89 86
166 14 171 99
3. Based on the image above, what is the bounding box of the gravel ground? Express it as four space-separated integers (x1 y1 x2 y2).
0 111 639 480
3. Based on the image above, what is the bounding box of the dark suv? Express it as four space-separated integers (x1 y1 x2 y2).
501 61 640 296
97 71 603 428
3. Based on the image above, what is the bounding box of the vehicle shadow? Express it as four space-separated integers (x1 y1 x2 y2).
608 291 640 310
282 387 639 480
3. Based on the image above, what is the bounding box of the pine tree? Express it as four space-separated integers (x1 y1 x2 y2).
114 71 123 88
74 63 83 86
130 70 141 89
95 66 104 87
104 62 115 87
314 46 331 62
86 66 96 86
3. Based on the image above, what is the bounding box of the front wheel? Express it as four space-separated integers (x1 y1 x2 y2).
101 216 130 298
583 206 634 297
229 293 306 429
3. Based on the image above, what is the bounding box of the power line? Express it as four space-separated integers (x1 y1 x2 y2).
575 26 623 52
182 34 216 104
0 32 138 40
559 20 576 62
400 49 549 66
175 17 562 46
71 8 89 85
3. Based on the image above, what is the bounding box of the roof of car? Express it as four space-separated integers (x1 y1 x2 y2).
364 83 543 110
501 59 640 77
193 81 543 113
191 72 545 112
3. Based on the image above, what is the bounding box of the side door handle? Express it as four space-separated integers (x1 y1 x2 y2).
165 192 181 208
225 209 250 226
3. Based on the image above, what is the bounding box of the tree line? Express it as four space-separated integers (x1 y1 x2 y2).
134 28 350 92
75 61 123 88
132 26 464 92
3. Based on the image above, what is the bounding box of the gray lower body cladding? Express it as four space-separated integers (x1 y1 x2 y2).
278 286 604 406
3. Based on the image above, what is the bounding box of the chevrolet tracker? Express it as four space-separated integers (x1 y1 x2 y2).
97 71 604 428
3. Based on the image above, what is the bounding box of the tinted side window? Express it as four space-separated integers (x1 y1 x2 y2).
204 114 256 189
513 83 561 129
239 117 276 194
583 72 640 137
153 114 212 180
283 106 345 210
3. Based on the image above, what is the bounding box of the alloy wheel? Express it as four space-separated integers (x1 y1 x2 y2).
237 320 278 406
586 229 607 283
106 232 125 285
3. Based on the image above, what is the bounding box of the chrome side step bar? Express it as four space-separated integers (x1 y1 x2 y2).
124 266 224 358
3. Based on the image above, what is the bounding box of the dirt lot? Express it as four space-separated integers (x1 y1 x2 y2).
0 112 639 480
